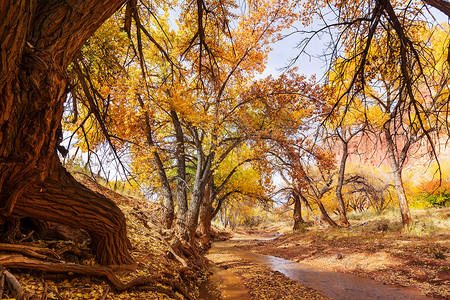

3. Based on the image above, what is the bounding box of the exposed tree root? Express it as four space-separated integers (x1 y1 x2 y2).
0 254 190 298
131 211 190 269
0 243 61 262
12 158 134 266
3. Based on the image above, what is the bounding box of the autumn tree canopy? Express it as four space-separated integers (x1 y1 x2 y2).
1 0 449 279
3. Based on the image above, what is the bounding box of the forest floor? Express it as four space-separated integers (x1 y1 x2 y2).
226 209 450 299
0 173 205 300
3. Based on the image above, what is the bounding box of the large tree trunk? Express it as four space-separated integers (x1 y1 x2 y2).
15 157 133 265
185 154 213 243
178 161 211 244
175 128 213 244
0 0 131 265
183 181 206 244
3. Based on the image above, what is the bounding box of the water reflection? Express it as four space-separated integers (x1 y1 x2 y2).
200 262 251 300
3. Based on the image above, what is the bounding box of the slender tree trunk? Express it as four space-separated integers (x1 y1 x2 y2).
171 110 188 231
384 127 412 225
292 192 304 230
389 159 412 225
316 200 339 228
219 209 226 228
0 0 132 265
199 176 213 239
336 140 350 228
138 96 174 228
153 152 174 228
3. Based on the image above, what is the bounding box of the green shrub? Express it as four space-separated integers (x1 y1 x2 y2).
413 180 450 208
426 191 449 207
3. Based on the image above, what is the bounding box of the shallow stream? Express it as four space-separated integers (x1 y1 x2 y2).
203 237 432 300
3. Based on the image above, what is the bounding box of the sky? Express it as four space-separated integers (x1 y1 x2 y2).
261 7 449 80
260 26 331 79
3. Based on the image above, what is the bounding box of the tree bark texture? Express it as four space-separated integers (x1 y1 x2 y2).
292 192 304 230
383 126 412 225
335 140 350 228
14 157 133 265
0 0 132 265
153 152 174 229
198 177 213 238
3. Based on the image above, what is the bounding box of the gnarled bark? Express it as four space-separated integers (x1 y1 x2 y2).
15 158 133 265
1 0 131 265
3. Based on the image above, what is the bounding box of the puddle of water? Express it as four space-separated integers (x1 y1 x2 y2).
199 262 251 300
214 241 432 300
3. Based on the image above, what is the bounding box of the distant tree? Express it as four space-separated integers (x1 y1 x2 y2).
242 70 343 228
327 24 449 224
301 0 450 224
